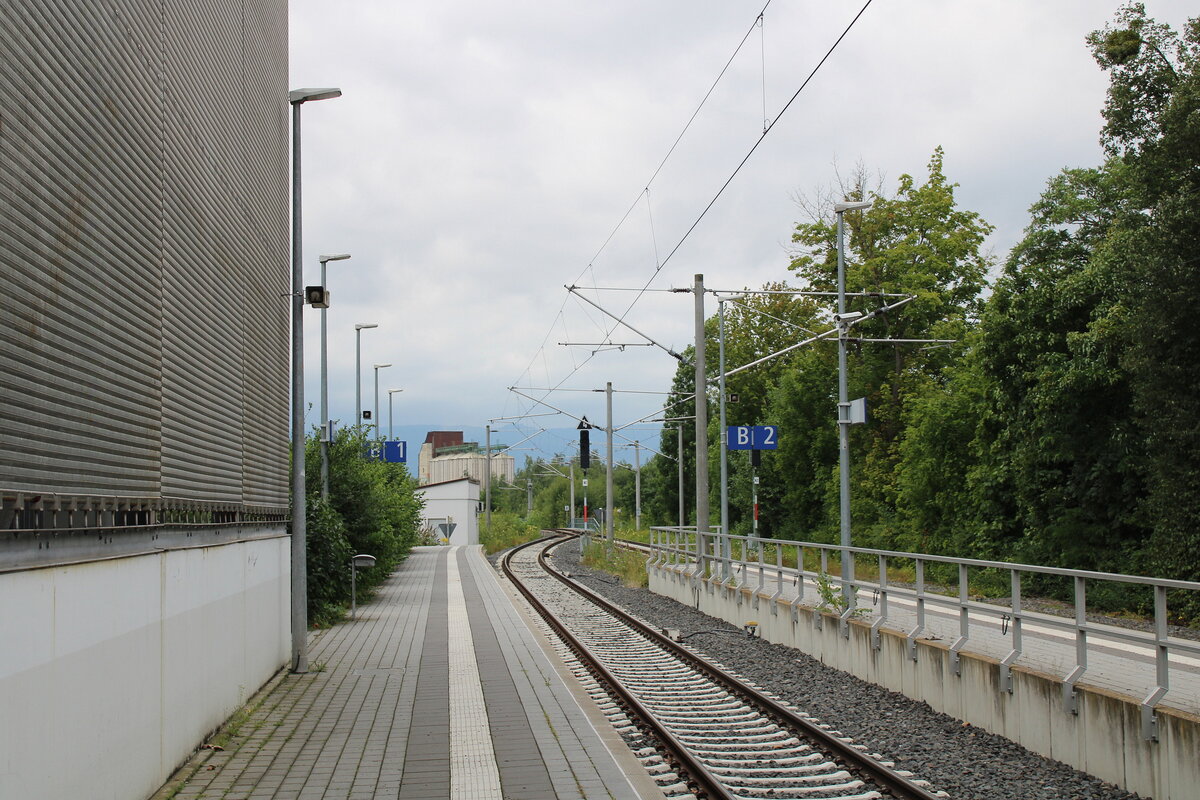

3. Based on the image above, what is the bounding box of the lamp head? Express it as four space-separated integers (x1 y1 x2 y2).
355 323 378 331
320 253 351 264
388 388 404 395
289 87 342 105
374 363 392 370
833 200 873 214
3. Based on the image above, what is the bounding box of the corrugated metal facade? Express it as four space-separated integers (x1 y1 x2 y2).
0 0 289 511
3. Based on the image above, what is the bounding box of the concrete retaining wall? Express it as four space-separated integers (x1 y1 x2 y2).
650 563 1200 800
0 533 290 800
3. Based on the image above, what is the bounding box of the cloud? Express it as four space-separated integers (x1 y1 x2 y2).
290 0 1195 438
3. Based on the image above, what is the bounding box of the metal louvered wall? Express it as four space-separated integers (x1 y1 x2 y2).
0 0 289 516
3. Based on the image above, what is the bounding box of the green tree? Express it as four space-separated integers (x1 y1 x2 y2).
1088 5 1200 585
779 148 993 548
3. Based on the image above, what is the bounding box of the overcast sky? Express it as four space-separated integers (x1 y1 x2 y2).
289 1 1193 456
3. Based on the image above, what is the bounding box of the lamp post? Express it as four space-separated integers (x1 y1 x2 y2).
354 323 377 427
373 363 392 440
387 388 404 441
833 200 872 605
288 85 341 675
318 253 350 500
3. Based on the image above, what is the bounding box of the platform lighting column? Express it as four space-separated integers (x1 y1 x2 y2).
354 323 377 427
387 388 404 441
288 86 341 675
373 363 392 440
485 424 492 531
834 200 872 606
633 440 641 531
318 253 350 499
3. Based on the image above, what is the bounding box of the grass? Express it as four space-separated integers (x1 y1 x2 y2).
582 539 649 588
481 512 544 554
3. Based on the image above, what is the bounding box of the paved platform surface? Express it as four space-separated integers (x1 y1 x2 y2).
156 545 664 800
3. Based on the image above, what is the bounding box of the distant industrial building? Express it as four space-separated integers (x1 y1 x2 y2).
418 430 515 487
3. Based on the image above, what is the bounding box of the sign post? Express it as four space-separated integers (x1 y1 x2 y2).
726 426 778 547
350 553 376 620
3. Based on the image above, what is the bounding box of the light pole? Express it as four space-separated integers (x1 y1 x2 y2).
387 388 404 441
373 363 392 440
633 439 641 531
318 253 350 500
354 323 377 428
834 200 872 605
288 85 341 675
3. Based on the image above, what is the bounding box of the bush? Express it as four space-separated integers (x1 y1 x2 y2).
302 426 424 624
305 496 354 626
481 512 542 554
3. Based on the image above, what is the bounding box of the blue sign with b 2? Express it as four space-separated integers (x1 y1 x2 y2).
726 425 779 450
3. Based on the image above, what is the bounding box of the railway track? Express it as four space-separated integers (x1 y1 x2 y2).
501 532 946 800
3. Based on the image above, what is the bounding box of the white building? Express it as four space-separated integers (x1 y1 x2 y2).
418 478 480 546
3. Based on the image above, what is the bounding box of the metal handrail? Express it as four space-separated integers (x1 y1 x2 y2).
646 527 1200 742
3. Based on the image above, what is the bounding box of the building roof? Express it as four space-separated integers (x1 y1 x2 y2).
418 477 481 490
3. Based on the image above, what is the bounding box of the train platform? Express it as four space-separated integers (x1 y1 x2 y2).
155 545 665 800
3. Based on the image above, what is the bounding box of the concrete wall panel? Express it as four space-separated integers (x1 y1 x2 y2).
650 564 1200 800
0 535 289 800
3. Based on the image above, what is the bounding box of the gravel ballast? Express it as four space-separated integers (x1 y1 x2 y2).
532 537 1140 800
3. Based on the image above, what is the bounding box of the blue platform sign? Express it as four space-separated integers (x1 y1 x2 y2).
727 425 779 450
383 440 407 464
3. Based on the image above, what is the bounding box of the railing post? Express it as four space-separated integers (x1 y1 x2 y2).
906 558 926 661
871 554 888 650
999 569 1023 693
1063 575 1088 714
1141 585 1169 741
950 563 970 676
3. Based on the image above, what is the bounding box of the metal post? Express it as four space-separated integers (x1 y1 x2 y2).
355 327 363 426
605 381 614 542
836 209 852 606
718 298 729 540
320 259 329 499
485 424 492 531
350 559 357 620
569 460 575 527
289 99 308 674
526 478 533 515
388 389 403 441
677 425 685 528
633 439 641 531
693 275 709 537
373 367 380 440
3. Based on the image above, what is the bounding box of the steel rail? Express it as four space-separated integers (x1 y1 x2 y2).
536 532 943 800
501 534 735 800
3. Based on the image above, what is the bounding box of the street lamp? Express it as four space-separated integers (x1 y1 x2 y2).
373 363 392 439
288 85 341 675
387 388 404 441
833 200 872 605
318 253 350 500
354 323 377 427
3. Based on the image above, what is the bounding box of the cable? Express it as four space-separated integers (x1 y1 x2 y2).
657 0 876 273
